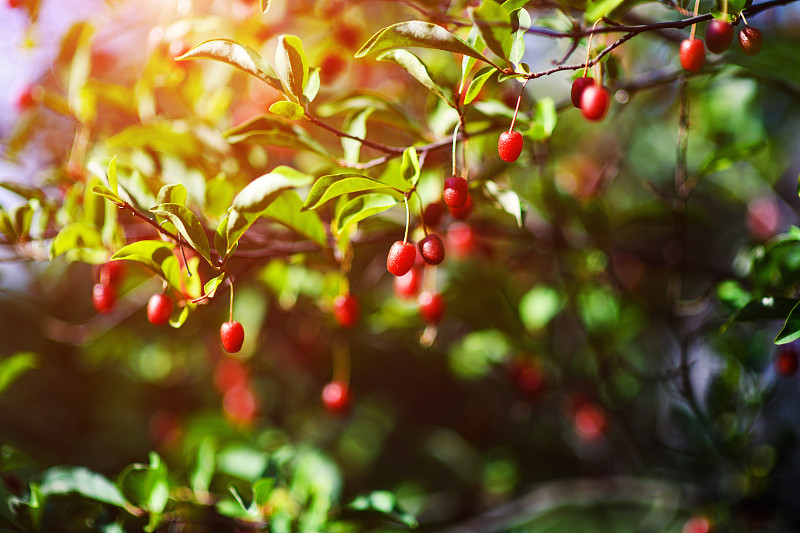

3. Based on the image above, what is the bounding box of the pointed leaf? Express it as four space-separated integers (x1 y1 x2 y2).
275 35 309 102
336 193 400 233
356 21 492 65
400 147 420 185
464 67 496 105
342 108 374 165
91 185 123 205
469 0 510 62
485 181 523 228
507 8 531 65
150 203 211 265
378 49 452 104
303 173 394 210
156 183 188 207
176 39 282 92
260 0 271 12
107 156 119 195
269 100 305 120
37 466 128 508
776 301 800 345
111 240 175 273
263 191 328 248
460 26 486 88
0 352 37 396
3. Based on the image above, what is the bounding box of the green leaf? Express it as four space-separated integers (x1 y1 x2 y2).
484 181 523 227
150 203 212 266
0 208 17 243
203 275 226 300
118 453 169 530
156 183 187 207
37 466 128 508
176 39 282 92
460 26 485 89
585 0 627 21
91 185 122 205
0 352 37 396
336 193 399 233
269 101 305 120
507 8 531 65
170 305 191 329
776 301 800 345
51 223 105 262
303 173 394 210
263 191 328 248
217 444 268 482
376 50 451 103
111 240 175 274
226 167 313 250
356 21 492 65
464 67 496 105
275 35 309 102
0 182 46 202
348 491 418 529
107 156 119 195
400 147 421 185
342 108 374 165
304 67 320 103
469 0 510 62
527 97 558 141
190 437 217 494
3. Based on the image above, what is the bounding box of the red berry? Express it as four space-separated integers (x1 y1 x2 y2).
423 201 445 228
418 292 445 324
13 84 34 111
92 283 115 313
99 261 125 287
387 241 416 276
705 20 734 54
574 402 606 441
497 131 523 162
443 176 468 208
8 0 24 7
320 53 346 84
418 234 445 265
223 385 256 423
394 266 421 299
580 85 610 121
683 517 711 533
509 358 544 396
448 193 473 220
775 349 799 377
447 222 476 258
679 38 705 72
570 76 596 108
220 321 245 353
321 381 351 414
147 293 173 326
739 27 763 56
333 294 360 328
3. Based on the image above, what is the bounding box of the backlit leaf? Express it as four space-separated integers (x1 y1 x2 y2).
177 39 282 92
376 49 451 103
150 203 211 265
336 193 399 233
275 35 309 102
303 173 395 210
269 101 305 120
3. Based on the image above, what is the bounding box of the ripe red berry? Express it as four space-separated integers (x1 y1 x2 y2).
147 293 173 326
321 381 351 414
509 358 544 396
705 20 734 54
418 292 445 325
423 202 445 228
223 385 257 423
497 131 523 162
574 402 606 441
443 176 468 208
679 38 706 72
448 193 473 220
99 261 125 287
739 27 763 56
394 266 421 299
214 358 249 392
220 321 245 353
571 76 595 108
580 85 610 121
8 0 24 7
13 84 34 111
418 234 445 265
387 241 416 276
682 517 711 533
447 222 476 258
320 53 347 84
333 294 360 328
775 349 799 377
92 283 115 313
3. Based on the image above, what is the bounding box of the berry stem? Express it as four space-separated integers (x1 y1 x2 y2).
416 192 428 237
690 0 700 40
583 20 602 78
509 77 530 132
228 277 235 323
332 336 351 386
451 121 460 177
740 12 749 25
403 195 411 244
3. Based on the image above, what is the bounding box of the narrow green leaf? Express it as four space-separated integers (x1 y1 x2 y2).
356 21 492 65
376 49 451 103
269 101 305 120
0 352 37 396
776 301 800 345
111 240 175 273
460 26 485 89
469 0 510 62
464 67 496 105
146 452 169 515
107 156 118 195
485 181 523 228
253 478 274 507
214 217 229 259
507 8 531 65
526 97 558 140
348 491 418 529
304 67 320 103
585 0 627 21
263 191 328 248
150 203 211 265
203 275 226 299
156 183 188 207
260 0 271 12
0 208 17 243
0 182 46 202
38 467 128 508
400 147 420 185
275 35 309 102
190 437 217 494
91 185 122 205
336 194 399 233
342 108 374 165
170 305 191 329
176 39 283 92
303 173 394 210
51 223 104 261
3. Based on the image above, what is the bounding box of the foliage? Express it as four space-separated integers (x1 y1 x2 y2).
3 0 800 531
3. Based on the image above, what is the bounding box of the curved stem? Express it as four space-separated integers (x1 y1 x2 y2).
689 0 700 40
228 277 234 323
416 192 428 237
509 77 530 132
451 121 460 177
583 20 602 77
403 195 411 243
